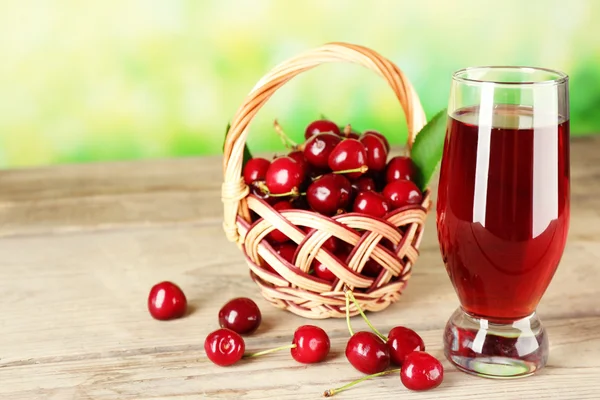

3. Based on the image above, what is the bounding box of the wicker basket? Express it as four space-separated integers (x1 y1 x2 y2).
221 42 431 319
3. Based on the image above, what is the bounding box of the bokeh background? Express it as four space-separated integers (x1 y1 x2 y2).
1 0 599 168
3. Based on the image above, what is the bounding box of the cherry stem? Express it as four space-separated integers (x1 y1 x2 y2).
273 119 298 149
244 343 296 358
343 124 352 136
323 368 401 397
345 288 354 336
333 165 369 175
346 290 388 342
254 181 301 198
313 165 368 181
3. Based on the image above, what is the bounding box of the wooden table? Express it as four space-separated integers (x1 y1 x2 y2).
1 136 599 400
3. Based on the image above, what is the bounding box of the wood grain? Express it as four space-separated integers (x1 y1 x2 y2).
0 136 599 399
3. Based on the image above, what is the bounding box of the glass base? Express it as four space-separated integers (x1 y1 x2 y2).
443 308 548 379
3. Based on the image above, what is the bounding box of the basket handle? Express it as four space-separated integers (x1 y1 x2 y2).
222 42 427 242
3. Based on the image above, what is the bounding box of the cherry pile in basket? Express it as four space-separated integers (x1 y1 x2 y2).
244 119 424 220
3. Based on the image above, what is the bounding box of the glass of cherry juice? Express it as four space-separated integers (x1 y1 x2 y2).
437 66 570 378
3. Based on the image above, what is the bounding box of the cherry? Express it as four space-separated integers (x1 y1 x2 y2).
147 281 187 320
218 297 262 335
359 134 388 172
362 259 383 277
267 201 294 243
313 259 336 281
345 331 390 374
204 328 245 366
265 156 305 195
250 184 279 205
385 156 416 183
328 139 368 179
383 179 423 209
313 249 347 281
287 150 306 171
387 326 426 366
305 119 341 139
351 176 376 193
291 325 331 363
243 157 270 185
400 351 444 391
353 190 390 218
344 132 360 140
273 243 297 264
362 130 390 151
304 132 342 169
307 174 352 216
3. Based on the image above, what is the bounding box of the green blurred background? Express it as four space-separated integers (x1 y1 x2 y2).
1 0 599 169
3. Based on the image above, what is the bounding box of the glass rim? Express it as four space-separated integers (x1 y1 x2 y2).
452 66 568 86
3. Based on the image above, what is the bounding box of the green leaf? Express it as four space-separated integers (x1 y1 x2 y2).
411 108 448 191
223 122 253 167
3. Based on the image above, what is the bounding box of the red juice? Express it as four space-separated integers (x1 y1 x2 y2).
437 105 570 321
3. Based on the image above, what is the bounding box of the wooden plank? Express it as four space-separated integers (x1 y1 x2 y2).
1 317 599 400
0 218 599 399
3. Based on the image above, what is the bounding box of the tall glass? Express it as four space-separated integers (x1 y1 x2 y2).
437 67 570 378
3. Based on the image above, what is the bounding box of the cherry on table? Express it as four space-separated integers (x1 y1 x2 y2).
383 179 423 209
307 174 352 216
387 326 425 365
401 351 444 391
328 139 368 180
265 156 305 195
359 134 388 172
345 331 391 374
305 119 341 139
386 156 416 183
304 132 342 169
205 328 245 366
267 201 294 243
147 281 187 320
243 157 270 185
353 190 390 218
218 297 262 335
291 325 331 363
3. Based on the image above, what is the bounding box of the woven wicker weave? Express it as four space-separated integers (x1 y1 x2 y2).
222 42 431 319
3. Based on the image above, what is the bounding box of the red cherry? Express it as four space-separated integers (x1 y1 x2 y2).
322 236 339 252
267 201 294 243
383 180 423 209
351 176 376 193
291 325 331 363
218 297 262 335
363 130 390 151
328 139 368 179
362 259 383 277
147 281 187 320
307 174 352 216
304 132 342 169
400 351 444 391
313 258 336 281
287 150 306 170
387 326 426 366
386 156 416 183
243 157 270 185
204 328 245 366
305 119 341 139
265 157 305 195
250 184 279 205
359 134 388 172
353 190 390 218
345 331 391 374
273 242 297 264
